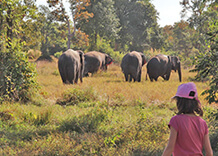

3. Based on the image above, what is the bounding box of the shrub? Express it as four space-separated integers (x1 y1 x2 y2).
0 41 38 102
56 87 98 106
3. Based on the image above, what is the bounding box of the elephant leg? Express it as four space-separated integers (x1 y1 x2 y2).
59 68 67 84
68 77 74 84
163 72 171 81
74 72 79 84
60 73 67 84
129 75 133 82
124 73 128 81
79 76 83 83
165 73 170 81
69 75 75 84
161 75 166 80
102 65 107 71
84 73 89 77
148 75 153 82
137 70 142 82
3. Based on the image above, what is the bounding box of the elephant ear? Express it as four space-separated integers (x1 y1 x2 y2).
106 55 113 66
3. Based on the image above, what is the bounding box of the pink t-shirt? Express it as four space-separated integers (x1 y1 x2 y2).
169 114 208 156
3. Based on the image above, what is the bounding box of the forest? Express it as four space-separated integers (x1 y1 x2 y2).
0 0 217 155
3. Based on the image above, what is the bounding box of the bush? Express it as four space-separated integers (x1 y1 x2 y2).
56 87 98 106
0 41 38 102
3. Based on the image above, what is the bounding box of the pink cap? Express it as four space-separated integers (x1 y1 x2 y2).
173 82 201 104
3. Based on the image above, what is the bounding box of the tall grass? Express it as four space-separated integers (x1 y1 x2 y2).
0 58 217 156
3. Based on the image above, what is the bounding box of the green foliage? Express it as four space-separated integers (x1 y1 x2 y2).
93 36 124 63
0 40 38 102
114 0 162 52
23 109 52 126
36 6 67 56
54 51 63 58
203 107 218 152
56 87 98 106
79 0 120 48
191 20 218 103
0 0 39 102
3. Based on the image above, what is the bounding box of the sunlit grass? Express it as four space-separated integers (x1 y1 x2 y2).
1 58 217 155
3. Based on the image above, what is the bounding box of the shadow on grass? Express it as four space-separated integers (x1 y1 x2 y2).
58 110 106 133
0 108 107 147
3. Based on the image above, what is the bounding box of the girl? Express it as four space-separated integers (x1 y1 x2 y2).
162 82 213 156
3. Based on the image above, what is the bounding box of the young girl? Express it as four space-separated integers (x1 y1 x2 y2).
162 82 213 156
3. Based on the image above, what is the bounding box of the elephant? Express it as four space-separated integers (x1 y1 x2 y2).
84 51 113 76
121 51 146 82
146 54 182 82
58 49 84 84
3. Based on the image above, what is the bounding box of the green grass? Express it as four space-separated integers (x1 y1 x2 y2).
0 59 217 155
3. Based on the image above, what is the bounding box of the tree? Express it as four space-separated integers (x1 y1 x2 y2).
180 0 217 52
114 0 162 52
79 0 120 50
182 1 218 103
37 5 67 58
191 20 218 104
0 0 38 102
47 0 93 49
173 21 195 56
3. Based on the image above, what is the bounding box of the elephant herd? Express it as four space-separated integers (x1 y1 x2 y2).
58 49 182 84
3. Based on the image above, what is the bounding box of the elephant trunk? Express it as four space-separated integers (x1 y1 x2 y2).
178 63 182 82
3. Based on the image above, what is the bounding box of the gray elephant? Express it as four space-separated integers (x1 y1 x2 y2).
84 51 113 76
121 51 146 82
146 54 181 82
58 49 84 84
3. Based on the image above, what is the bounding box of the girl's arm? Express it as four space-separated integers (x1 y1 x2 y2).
203 133 213 156
162 126 177 156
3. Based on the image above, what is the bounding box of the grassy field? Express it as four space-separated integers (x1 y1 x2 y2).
0 58 217 156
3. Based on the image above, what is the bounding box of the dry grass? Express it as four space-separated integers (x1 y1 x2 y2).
35 58 210 107
1 58 217 156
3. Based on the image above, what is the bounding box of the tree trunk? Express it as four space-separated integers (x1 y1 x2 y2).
95 32 98 46
67 19 71 49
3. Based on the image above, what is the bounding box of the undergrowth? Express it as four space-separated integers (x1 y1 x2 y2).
0 60 217 155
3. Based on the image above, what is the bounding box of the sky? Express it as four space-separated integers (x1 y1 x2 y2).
152 0 185 27
36 0 185 27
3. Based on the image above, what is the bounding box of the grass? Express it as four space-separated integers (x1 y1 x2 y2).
0 58 217 155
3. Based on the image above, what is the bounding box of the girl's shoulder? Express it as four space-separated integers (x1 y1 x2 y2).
171 114 206 123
